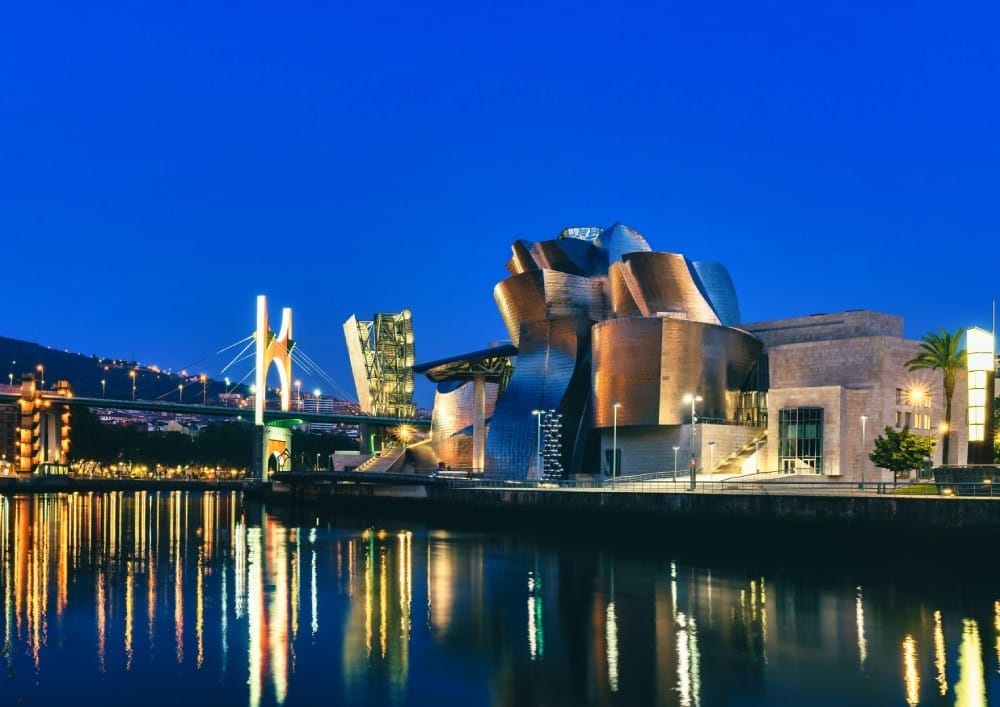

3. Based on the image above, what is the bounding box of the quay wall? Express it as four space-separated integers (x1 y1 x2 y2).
270 481 1000 534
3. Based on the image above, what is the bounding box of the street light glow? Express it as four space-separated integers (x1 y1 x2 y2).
612 402 621 489
683 394 702 491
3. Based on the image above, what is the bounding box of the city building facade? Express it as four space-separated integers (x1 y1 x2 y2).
743 310 967 482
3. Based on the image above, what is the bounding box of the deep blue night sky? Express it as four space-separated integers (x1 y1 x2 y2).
1 1 997 406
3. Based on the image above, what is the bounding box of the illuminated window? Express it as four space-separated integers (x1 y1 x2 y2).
967 328 993 443
778 408 824 474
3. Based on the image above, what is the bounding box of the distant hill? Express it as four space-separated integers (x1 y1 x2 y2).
0 335 250 402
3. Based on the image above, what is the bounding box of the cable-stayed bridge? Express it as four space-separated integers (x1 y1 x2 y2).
2 295 428 477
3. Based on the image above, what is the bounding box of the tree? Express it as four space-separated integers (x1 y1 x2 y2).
905 327 966 465
869 426 936 479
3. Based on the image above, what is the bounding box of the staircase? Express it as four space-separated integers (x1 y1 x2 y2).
354 444 405 473
712 430 767 476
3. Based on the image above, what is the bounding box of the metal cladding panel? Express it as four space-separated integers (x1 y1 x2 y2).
607 262 642 318
592 318 762 427
430 380 499 467
532 240 587 276
542 270 609 322
596 222 653 264
506 239 537 276
494 270 608 347
619 252 721 325
494 270 546 346
535 237 609 277
592 318 664 426
691 261 742 326
484 317 592 480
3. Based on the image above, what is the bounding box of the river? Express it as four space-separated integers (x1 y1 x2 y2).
0 490 996 706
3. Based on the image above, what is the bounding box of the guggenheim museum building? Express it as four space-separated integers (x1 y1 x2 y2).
413 224 986 484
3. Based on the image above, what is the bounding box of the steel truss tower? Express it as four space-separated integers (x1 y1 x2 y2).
344 309 416 418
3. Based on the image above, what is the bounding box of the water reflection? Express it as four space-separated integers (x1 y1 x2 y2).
1 492 1000 706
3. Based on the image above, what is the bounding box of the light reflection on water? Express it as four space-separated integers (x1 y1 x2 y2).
0 491 998 706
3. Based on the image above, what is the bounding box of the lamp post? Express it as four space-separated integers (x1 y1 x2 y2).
7 373 11 387
224 377 230 404
37 364 44 389
201 374 207 404
612 402 621 489
755 438 762 473
860 414 868 490
708 440 716 473
683 393 702 491
532 409 543 478
672 445 680 477
129 370 136 400
313 389 321 413
295 380 302 410
178 383 184 404
101 379 106 398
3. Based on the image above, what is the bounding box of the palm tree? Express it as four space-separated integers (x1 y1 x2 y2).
905 327 966 465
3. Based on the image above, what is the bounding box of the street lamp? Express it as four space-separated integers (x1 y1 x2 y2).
200 374 207 404
101 379 106 398
224 377 230 404
708 440 716 473
295 380 302 410
860 414 868 489
612 402 621 489
673 445 680 477
129 370 136 400
755 438 762 473
532 409 544 478
682 393 702 491
313 389 321 413
178 383 184 403
37 364 44 389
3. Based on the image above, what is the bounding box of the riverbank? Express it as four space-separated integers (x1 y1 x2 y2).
258 475 1000 542
0 474 257 493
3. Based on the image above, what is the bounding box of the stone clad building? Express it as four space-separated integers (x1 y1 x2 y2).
743 310 967 481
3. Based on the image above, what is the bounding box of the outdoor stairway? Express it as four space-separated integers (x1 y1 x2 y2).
354 444 404 473
712 430 767 475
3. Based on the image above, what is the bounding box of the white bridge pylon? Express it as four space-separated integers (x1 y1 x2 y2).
254 294 294 425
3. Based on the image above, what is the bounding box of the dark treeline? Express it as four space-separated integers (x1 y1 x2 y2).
70 407 358 469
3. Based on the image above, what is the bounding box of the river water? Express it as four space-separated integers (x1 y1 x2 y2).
0 490 997 706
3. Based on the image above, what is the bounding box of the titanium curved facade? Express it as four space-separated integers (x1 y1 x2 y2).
691 261 742 327
418 222 761 480
591 318 761 428
430 380 500 468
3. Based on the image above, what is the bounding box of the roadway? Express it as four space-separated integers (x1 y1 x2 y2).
0 391 431 428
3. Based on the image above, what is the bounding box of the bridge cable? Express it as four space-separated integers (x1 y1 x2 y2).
176 335 255 377
219 339 256 376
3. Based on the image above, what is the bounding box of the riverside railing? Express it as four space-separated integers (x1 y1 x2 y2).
440 476 999 498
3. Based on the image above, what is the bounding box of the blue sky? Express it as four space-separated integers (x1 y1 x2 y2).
1 1 997 407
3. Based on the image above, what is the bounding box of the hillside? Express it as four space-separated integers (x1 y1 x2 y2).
0 335 249 401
